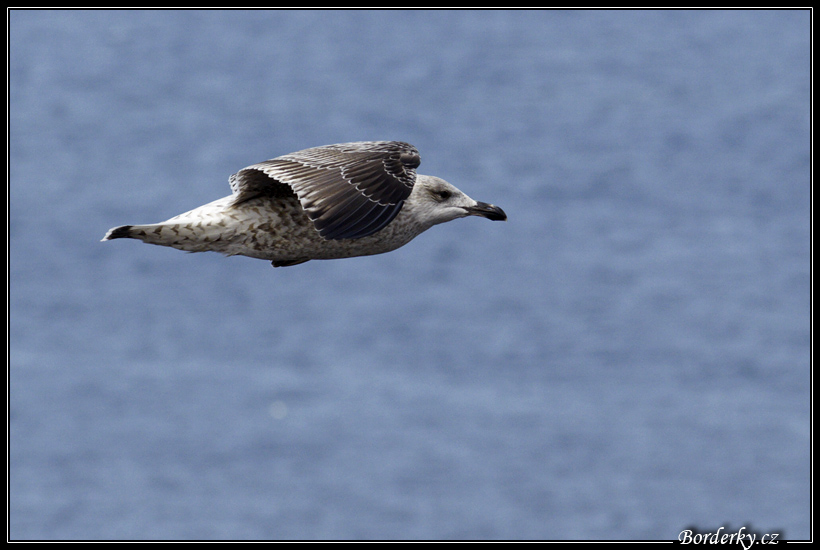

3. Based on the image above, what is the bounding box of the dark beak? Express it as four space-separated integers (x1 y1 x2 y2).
464 201 507 221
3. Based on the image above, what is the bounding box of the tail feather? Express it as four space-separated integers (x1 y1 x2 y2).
102 220 241 254
101 225 134 241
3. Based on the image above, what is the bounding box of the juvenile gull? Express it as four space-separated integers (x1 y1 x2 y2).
102 141 506 267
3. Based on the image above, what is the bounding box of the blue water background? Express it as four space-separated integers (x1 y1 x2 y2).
9 9 810 540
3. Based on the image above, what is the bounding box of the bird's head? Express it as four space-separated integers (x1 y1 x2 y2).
410 175 507 229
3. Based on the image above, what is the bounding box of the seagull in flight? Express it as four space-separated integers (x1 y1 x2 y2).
102 141 506 267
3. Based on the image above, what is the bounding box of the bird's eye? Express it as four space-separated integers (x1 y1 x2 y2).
437 190 452 200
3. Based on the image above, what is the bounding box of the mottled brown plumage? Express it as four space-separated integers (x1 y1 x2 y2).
103 141 506 267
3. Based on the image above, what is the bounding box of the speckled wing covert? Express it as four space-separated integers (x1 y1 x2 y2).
228 141 420 240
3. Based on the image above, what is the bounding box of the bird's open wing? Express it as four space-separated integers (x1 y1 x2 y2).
228 141 419 240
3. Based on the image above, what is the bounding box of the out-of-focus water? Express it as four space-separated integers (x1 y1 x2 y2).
9 9 810 540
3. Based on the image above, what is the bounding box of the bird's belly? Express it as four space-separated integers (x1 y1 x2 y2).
162 195 421 262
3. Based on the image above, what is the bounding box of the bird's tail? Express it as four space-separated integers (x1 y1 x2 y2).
101 223 192 248
101 220 241 255
102 196 240 250
101 225 136 241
